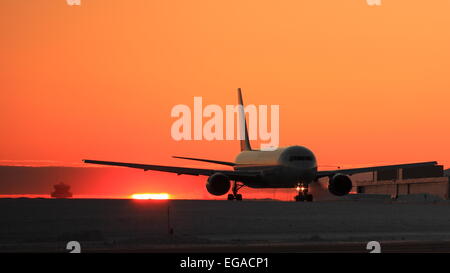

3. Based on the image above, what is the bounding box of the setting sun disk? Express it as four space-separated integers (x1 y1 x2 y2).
131 193 170 200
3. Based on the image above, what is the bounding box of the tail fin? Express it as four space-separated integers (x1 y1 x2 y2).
237 88 252 151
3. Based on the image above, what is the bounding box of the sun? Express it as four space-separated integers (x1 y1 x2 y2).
131 193 170 200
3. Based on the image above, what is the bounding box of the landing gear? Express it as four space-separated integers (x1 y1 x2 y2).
294 183 313 202
228 181 244 201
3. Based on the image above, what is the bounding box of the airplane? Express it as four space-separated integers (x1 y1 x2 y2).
83 88 437 202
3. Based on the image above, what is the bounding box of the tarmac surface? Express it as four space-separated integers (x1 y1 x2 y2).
1 196 450 252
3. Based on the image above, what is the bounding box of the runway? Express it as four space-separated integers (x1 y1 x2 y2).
1 198 450 252
96 240 450 253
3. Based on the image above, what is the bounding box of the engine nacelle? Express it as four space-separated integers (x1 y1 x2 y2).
206 173 231 196
328 174 352 196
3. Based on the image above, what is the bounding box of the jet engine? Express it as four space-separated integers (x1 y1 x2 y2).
206 173 231 196
328 174 352 196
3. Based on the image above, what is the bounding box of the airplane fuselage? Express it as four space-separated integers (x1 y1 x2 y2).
234 145 317 188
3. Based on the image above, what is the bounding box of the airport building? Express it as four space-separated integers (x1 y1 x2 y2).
354 164 450 199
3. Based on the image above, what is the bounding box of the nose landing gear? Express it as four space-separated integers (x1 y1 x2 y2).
227 181 244 201
295 183 313 202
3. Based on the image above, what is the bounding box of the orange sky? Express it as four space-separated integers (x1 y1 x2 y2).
1 0 449 181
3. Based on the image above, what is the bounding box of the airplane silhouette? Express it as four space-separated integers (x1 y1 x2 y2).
84 89 436 201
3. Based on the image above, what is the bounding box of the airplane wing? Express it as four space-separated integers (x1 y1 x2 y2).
83 159 259 181
316 161 438 178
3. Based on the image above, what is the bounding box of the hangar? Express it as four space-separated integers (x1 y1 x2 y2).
354 163 450 199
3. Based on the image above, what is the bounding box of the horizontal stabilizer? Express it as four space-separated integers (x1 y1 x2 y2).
173 156 236 166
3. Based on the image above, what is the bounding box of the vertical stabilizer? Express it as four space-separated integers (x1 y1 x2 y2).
237 88 252 151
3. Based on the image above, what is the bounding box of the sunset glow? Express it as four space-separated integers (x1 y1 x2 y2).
131 193 170 200
0 1 449 199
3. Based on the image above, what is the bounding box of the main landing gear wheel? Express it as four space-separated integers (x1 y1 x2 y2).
294 184 313 202
227 181 244 201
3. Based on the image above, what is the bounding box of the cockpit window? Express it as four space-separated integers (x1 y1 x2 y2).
289 155 313 161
